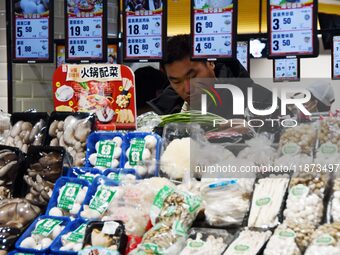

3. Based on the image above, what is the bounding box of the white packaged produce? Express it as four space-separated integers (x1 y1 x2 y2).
59 222 87 252
200 178 254 226
284 173 327 226
248 177 289 228
223 229 272 255
305 223 340 255
330 178 340 222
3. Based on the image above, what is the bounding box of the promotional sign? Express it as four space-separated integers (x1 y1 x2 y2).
65 0 107 63
268 0 318 58
237 41 249 71
53 64 136 130
56 44 120 68
332 36 340 80
191 0 237 60
12 0 53 63
273 57 300 82
123 0 166 61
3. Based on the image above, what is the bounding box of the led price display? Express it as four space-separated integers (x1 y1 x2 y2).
191 0 236 59
237 41 249 71
268 0 317 58
123 0 165 60
332 36 340 80
274 58 300 82
65 0 107 62
13 0 53 62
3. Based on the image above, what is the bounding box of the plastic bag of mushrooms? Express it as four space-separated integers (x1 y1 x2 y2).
46 112 94 167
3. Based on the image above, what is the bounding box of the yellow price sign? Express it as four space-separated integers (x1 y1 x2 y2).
56 82 61 88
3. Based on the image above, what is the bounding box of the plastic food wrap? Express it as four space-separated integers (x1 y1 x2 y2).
223 229 272 255
15 216 69 253
0 112 11 145
46 112 94 167
23 146 65 207
279 123 317 157
0 198 41 229
136 112 162 132
330 178 340 222
45 177 90 218
180 228 232 255
50 219 87 254
81 221 127 254
200 178 254 227
284 173 328 227
124 132 161 178
4 112 48 153
67 167 102 183
104 168 140 184
85 132 125 172
247 177 289 228
0 146 24 200
305 223 340 255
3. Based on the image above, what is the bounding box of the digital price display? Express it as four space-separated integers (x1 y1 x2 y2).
268 0 317 58
273 57 300 82
123 0 166 61
191 0 237 60
237 41 249 71
332 36 340 80
12 0 53 62
65 0 107 62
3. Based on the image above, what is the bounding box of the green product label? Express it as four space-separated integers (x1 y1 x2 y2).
172 220 187 237
96 141 116 168
256 197 271 207
278 230 296 239
315 234 335 246
320 143 338 155
142 243 159 253
188 240 205 248
129 139 145 166
234 244 250 252
57 182 82 210
153 186 174 209
79 174 95 183
32 219 63 237
282 142 300 156
290 184 309 199
185 194 202 213
89 185 117 215
107 172 121 182
66 223 87 243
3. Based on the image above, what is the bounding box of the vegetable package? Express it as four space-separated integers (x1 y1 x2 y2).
330 178 340 222
4 112 48 153
46 112 94 167
104 168 140 184
67 167 102 184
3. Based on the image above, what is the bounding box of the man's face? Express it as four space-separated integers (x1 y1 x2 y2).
165 57 215 103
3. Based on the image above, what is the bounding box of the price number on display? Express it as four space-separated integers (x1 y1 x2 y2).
128 24 149 35
70 25 90 36
195 21 213 33
195 42 212 53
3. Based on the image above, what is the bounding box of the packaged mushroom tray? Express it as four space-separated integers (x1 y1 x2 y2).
305 222 340 255
124 132 161 178
329 178 340 222
104 168 141 184
15 215 69 253
45 177 90 218
0 145 25 200
67 167 101 184
283 172 328 227
45 111 94 167
85 132 125 172
3 112 48 153
50 219 88 254
179 228 233 255
22 146 68 207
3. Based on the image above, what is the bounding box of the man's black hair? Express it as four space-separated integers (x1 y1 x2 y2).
162 34 191 65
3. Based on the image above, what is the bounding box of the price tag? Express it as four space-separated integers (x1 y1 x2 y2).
13 0 53 62
237 41 249 71
274 58 299 82
268 0 317 57
192 0 236 59
124 1 165 60
65 0 107 62
332 36 340 80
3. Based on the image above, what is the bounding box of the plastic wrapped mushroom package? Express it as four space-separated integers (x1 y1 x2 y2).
48 113 93 167
330 178 340 222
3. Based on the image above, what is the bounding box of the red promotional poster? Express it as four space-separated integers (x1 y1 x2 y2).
53 64 136 130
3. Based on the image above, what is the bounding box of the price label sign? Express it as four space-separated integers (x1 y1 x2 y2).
191 0 237 60
268 0 317 58
65 0 107 62
123 0 166 61
237 41 249 71
332 36 340 80
274 57 300 82
12 0 53 62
